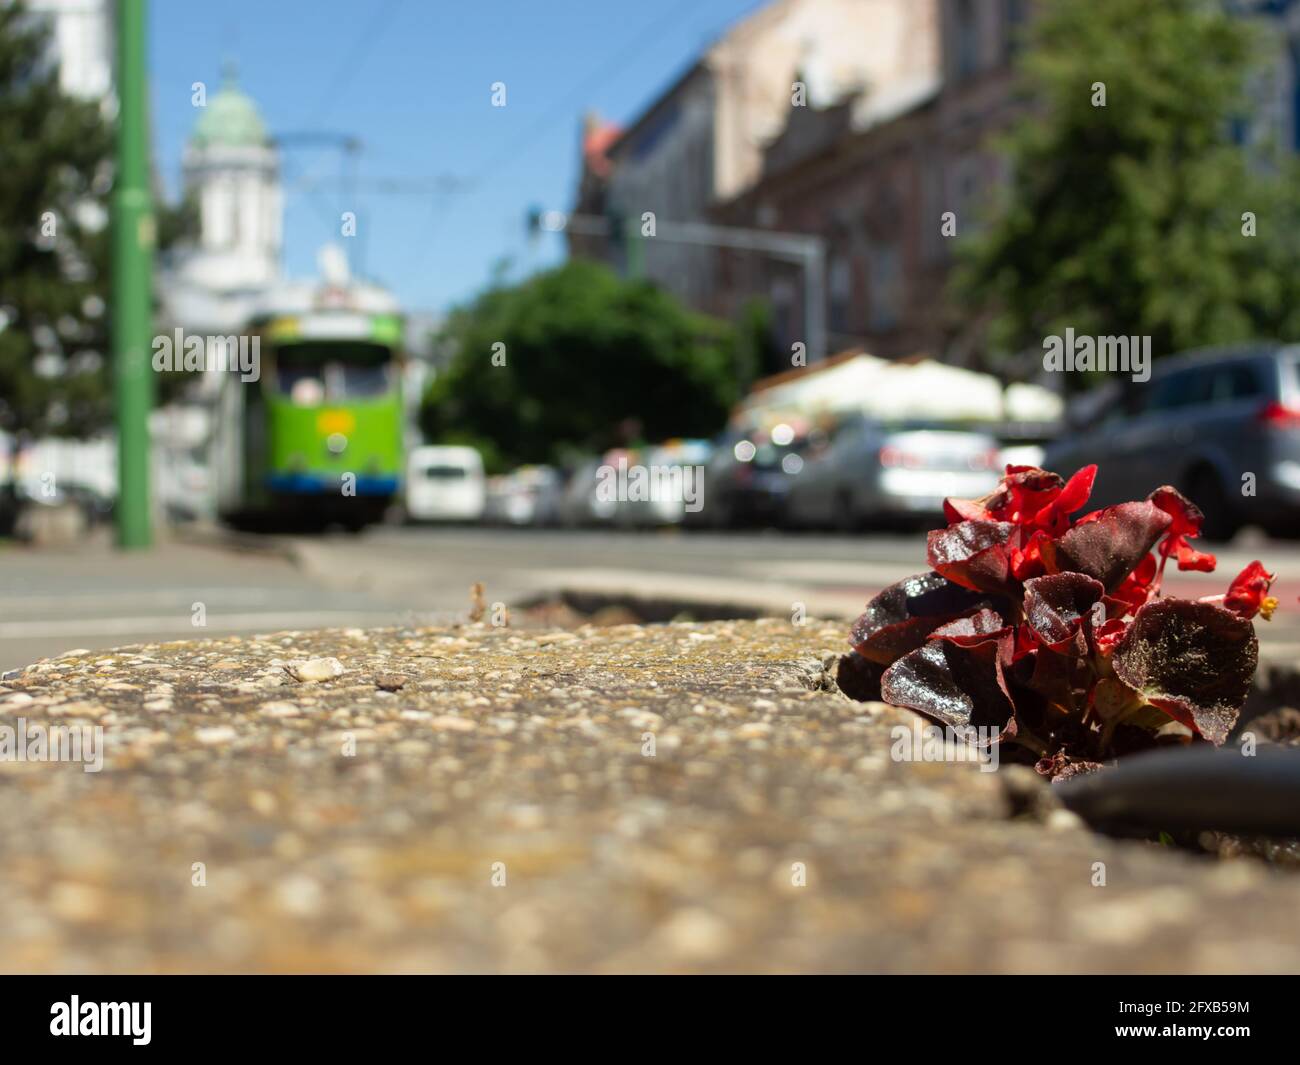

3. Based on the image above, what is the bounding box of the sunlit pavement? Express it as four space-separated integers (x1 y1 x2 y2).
0 536 407 671
3 525 1299 671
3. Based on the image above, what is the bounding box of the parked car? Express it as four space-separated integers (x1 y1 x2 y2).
484 465 563 526
784 415 1001 529
405 445 486 523
558 453 623 527
992 420 1061 472
1042 344 1300 540
689 427 816 528
618 440 713 527
0 478 114 536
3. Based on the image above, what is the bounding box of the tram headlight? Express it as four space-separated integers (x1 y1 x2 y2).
326 432 348 455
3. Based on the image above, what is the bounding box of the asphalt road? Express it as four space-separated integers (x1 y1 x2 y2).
3 523 1299 671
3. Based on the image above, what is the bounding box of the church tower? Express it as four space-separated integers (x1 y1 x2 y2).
180 61 281 291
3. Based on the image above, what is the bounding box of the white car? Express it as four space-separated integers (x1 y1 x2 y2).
405 446 486 522
785 416 1001 529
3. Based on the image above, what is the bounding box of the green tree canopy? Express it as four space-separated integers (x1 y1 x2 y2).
420 259 744 471
0 1 112 438
955 0 1300 384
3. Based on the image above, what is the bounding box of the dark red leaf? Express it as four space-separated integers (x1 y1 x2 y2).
1023 572 1105 653
1020 645 1080 712
1040 501 1172 591
942 496 992 524
928 607 1012 645
926 520 1016 593
881 636 1016 742
850 571 990 665
836 651 885 702
1111 598 1258 745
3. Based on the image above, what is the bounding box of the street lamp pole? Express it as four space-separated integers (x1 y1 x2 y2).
535 211 827 362
111 0 154 548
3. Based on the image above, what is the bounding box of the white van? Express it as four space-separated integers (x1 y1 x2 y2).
405 446 486 522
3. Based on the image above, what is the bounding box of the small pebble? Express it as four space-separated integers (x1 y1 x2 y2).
284 658 346 683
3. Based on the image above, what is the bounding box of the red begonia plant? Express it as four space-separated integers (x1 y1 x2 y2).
847 465 1277 780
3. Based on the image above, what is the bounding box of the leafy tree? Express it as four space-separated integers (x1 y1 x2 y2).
420 259 742 471
0 0 112 438
735 296 781 385
955 0 1300 386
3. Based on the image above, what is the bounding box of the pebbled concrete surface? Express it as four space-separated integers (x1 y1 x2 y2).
0 618 1298 973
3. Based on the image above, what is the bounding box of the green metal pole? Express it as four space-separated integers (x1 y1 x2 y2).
111 0 154 548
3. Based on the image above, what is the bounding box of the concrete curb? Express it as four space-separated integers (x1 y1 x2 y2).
168 522 307 565
3 618 1299 973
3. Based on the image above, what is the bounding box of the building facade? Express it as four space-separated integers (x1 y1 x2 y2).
26 0 113 102
574 0 939 315
579 0 1300 369
159 64 284 393
712 0 1027 366
168 64 283 309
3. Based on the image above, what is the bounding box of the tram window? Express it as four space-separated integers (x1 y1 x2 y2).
279 365 326 406
274 341 393 402
336 362 390 398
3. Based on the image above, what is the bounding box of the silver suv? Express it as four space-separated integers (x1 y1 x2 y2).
1043 344 1300 540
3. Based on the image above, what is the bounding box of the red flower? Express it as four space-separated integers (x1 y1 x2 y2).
856 464 1273 777
1171 540 1217 572
1148 485 1217 573
1107 553 1157 615
1032 464 1097 537
1009 529 1048 582
1224 561 1277 620
1092 617 1128 655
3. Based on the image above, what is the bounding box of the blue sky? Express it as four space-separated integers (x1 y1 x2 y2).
151 0 764 317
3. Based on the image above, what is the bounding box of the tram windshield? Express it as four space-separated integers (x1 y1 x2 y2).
274 341 395 404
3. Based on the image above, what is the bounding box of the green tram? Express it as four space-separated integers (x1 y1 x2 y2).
214 289 405 531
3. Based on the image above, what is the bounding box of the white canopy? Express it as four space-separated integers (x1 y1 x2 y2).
738 353 1062 425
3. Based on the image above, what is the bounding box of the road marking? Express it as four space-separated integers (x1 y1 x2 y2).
0 588 283 610
0 611 422 640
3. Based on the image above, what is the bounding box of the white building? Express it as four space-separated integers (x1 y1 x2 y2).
161 62 284 355
25 0 112 102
